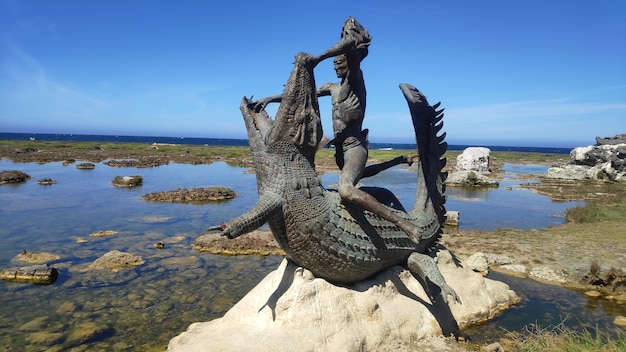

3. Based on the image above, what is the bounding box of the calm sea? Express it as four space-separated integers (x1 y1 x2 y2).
0 132 573 154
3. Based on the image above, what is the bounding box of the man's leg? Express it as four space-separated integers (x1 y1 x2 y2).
337 146 422 240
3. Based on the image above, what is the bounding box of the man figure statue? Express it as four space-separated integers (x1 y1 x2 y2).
252 17 421 240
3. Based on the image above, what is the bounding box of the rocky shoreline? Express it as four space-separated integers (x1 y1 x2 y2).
546 133 626 182
2 139 625 341
442 143 625 301
2 140 623 288
0 141 255 168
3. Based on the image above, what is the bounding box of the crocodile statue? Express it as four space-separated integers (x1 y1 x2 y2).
208 37 459 305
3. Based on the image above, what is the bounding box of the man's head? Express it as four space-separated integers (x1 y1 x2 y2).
334 54 349 79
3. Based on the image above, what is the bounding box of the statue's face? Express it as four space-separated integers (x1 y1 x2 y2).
334 55 348 79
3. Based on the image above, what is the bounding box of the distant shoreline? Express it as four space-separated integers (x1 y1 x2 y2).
0 138 571 176
0 132 573 154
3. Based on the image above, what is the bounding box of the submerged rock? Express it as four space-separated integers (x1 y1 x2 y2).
0 264 58 284
142 187 236 203
193 231 283 256
19 316 50 331
0 170 31 184
85 250 144 272
112 175 143 188
76 163 96 170
56 301 80 315
37 178 57 185
89 230 119 237
15 250 60 263
134 215 176 223
105 158 169 168
168 249 518 351
26 331 64 345
65 321 113 347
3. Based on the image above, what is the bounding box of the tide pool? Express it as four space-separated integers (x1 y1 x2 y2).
0 160 597 349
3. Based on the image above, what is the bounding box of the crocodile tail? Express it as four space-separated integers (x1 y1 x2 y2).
399 84 447 229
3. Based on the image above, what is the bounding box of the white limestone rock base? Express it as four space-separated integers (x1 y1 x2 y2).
168 248 518 352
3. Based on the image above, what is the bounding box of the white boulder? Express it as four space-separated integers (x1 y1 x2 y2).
546 164 592 180
456 147 492 173
447 148 499 187
445 211 459 227
547 140 626 181
570 146 594 164
465 252 489 274
168 249 518 352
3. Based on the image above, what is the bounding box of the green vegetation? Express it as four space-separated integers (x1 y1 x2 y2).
490 151 569 165
461 171 484 187
1 140 568 168
0 140 254 164
565 182 626 223
502 323 625 352
463 171 478 185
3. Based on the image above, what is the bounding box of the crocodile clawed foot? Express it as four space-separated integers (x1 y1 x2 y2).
207 222 234 238
407 252 461 305
438 282 462 305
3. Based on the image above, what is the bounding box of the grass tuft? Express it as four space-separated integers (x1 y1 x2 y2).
565 182 626 223
505 320 626 352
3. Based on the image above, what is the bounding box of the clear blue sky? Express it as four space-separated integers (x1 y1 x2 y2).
1 0 625 147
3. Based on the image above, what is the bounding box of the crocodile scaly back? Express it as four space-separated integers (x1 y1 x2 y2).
400 83 448 251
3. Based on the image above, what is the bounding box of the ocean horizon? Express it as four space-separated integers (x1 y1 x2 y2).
0 132 574 154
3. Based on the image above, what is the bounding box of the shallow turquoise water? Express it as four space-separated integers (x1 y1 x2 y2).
1 161 283 350
0 160 615 350
466 272 625 342
326 163 583 231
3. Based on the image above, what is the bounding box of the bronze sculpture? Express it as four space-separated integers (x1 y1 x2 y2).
209 17 459 304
